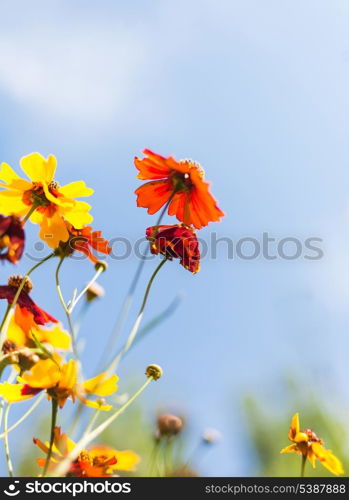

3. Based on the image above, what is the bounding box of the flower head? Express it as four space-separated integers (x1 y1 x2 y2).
33 427 140 477
280 413 344 476
0 276 57 325
58 223 111 264
135 149 224 229
0 153 93 248
146 224 200 273
0 355 118 410
5 305 70 351
0 215 25 263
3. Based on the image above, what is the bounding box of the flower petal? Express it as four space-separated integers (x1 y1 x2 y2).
20 153 56 183
83 373 118 397
59 181 94 198
0 383 36 402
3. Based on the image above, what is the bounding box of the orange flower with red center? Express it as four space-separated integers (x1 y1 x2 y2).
59 223 111 264
280 413 344 476
0 215 25 264
135 149 224 229
146 224 200 273
0 276 57 326
33 427 140 477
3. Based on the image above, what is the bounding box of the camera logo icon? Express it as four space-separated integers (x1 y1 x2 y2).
4 481 20 496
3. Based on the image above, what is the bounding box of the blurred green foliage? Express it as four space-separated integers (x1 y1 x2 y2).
243 378 348 477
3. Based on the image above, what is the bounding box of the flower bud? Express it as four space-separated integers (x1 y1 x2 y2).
95 261 108 272
86 282 105 302
145 364 163 380
157 414 183 437
8 275 32 294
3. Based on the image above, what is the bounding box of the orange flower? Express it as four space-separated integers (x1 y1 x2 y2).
58 223 111 264
34 427 140 477
146 224 200 273
0 276 57 326
135 149 224 229
280 413 344 476
5 305 70 351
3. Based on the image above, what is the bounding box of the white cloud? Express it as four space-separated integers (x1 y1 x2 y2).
0 26 145 121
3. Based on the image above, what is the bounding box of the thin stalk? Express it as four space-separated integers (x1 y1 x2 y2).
22 203 39 224
0 392 45 439
4 404 13 477
42 398 58 477
301 454 307 477
55 257 78 359
53 377 154 477
0 253 55 343
82 409 101 438
97 192 176 372
68 266 104 314
107 258 167 373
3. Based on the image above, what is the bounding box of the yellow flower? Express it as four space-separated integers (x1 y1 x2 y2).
0 153 93 248
34 427 140 476
280 413 344 476
0 355 118 410
6 305 70 351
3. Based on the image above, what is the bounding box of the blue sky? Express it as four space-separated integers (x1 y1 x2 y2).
1 0 349 476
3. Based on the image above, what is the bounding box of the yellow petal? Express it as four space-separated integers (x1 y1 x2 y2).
83 373 118 397
42 182 74 208
59 181 94 198
280 444 298 454
62 201 93 229
58 360 78 391
36 324 71 350
311 442 344 476
0 162 21 185
77 395 112 411
20 153 56 183
39 213 70 248
293 431 309 443
0 191 28 215
307 448 317 468
0 383 36 402
289 413 300 440
89 446 140 471
6 315 27 346
21 358 61 389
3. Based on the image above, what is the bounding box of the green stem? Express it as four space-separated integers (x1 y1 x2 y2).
54 377 154 477
301 454 307 477
97 192 176 373
55 257 79 359
4 404 13 477
42 398 58 477
0 392 45 439
0 253 55 344
22 203 39 225
68 266 104 314
107 258 167 373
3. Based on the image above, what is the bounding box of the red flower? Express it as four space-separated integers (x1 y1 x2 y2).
146 224 200 273
60 224 111 264
0 215 25 263
135 149 224 229
0 276 57 325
